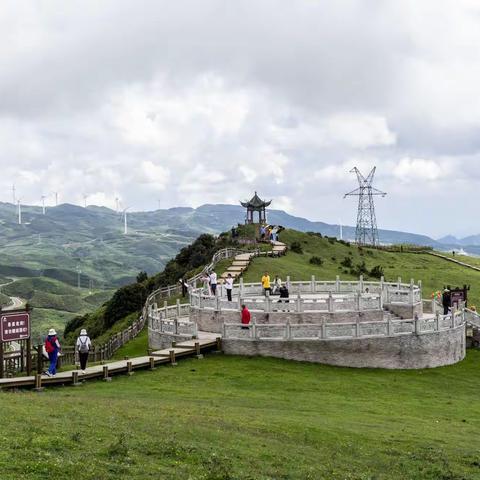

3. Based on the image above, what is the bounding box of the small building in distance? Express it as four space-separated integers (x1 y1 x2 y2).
240 192 271 224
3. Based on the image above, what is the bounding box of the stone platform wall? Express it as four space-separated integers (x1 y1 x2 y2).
148 328 193 351
222 323 466 369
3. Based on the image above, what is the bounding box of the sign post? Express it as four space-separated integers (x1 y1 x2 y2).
0 309 31 378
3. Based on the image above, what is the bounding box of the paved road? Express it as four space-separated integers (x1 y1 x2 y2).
5 296 24 310
0 279 25 310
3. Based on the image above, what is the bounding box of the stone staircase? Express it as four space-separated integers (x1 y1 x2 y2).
220 241 287 281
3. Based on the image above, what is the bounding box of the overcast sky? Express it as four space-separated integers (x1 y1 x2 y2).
1 1 479 238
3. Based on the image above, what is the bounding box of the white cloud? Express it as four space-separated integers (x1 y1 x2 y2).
0 1 479 236
392 158 453 182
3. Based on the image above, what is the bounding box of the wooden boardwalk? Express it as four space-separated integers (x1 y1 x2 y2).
0 336 220 390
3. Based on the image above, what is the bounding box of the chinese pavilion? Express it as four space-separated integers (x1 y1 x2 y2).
240 192 271 224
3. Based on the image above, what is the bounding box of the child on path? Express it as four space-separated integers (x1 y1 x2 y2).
44 328 61 377
225 273 234 301
76 328 92 373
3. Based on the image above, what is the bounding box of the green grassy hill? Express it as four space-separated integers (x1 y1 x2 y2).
243 230 480 305
1 353 480 479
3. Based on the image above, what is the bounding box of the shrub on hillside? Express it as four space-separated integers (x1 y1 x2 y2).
136 271 148 283
340 257 353 268
290 241 303 254
309 256 324 266
369 265 384 279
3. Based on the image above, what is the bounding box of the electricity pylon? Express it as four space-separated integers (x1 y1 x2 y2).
344 167 386 246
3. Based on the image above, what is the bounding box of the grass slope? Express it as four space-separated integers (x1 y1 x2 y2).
243 230 480 305
1 353 480 479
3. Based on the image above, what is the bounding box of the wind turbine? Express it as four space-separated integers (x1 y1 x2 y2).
83 194 88 208
339 219 343 240
41 195 46 215
12 185 16 205
115 197 120 214
123 206 130 235
17 199 22 225
52 191 59 206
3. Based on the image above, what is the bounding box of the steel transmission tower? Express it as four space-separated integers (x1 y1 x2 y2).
344 167 386 246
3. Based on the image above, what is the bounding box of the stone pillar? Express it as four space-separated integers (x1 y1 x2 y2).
286 275 291 290
311 275 316 293
240 278 244 296
285 320 291 340
176 298 181 316
359 275 364 293
336 275 340 293
356 293 362 311
328 292 334 313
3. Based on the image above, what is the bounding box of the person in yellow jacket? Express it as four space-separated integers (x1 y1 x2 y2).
261 271 271 296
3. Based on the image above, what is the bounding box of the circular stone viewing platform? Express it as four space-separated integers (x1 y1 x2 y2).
147 277 466 369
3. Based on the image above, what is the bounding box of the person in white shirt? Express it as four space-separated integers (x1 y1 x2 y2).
209 270 218 296
76 329 92 373
225 273 234 301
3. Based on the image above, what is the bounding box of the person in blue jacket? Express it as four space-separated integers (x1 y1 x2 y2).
44 328 61 377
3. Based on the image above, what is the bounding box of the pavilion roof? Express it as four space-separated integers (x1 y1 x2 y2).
240 191 272 209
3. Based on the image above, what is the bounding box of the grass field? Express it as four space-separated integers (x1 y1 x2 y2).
1 352 480 479
241 230 480 306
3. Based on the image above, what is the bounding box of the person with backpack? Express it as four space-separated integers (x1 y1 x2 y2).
44 328 61 377
76 329 92 373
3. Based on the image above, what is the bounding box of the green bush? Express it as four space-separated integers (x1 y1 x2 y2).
309 256 324 266
370 265 385 279
340 257 353 268
290 241 303 254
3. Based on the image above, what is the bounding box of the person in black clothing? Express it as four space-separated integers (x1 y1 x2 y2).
277 284 289 311
180 278 188 297
442 288 451 315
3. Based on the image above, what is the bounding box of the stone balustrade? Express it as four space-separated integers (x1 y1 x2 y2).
222 309 464 341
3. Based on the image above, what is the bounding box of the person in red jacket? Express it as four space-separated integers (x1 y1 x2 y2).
241 304 250 330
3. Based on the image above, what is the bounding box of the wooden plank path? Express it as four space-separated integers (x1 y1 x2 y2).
0 336 220 390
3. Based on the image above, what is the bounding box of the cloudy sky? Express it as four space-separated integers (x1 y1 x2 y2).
1 1 479 238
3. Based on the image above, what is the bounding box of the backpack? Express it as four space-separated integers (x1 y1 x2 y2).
45 336 56 353
78 337 89 353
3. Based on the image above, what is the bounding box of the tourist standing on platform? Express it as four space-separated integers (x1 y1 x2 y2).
260 225 266 240
44 329 61 377
442 288 451 315
225 273 234 301
272 275 282 294
76 329 92 373
241 304 251 329
278 283 290 310
202 273 211 296
209 270 218 296
261 271 271 295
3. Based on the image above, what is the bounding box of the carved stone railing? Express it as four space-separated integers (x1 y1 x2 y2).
223 309 465 341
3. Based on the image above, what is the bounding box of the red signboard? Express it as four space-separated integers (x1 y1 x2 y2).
1 312 30 342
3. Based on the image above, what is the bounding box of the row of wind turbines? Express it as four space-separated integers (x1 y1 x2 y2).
11 185 137 235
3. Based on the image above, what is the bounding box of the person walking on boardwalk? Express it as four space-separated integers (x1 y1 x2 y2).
261 271 271 296
241 304 251 330
44 328 61 377
209 270 218 296
76 328 92 374
225 273 234 301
